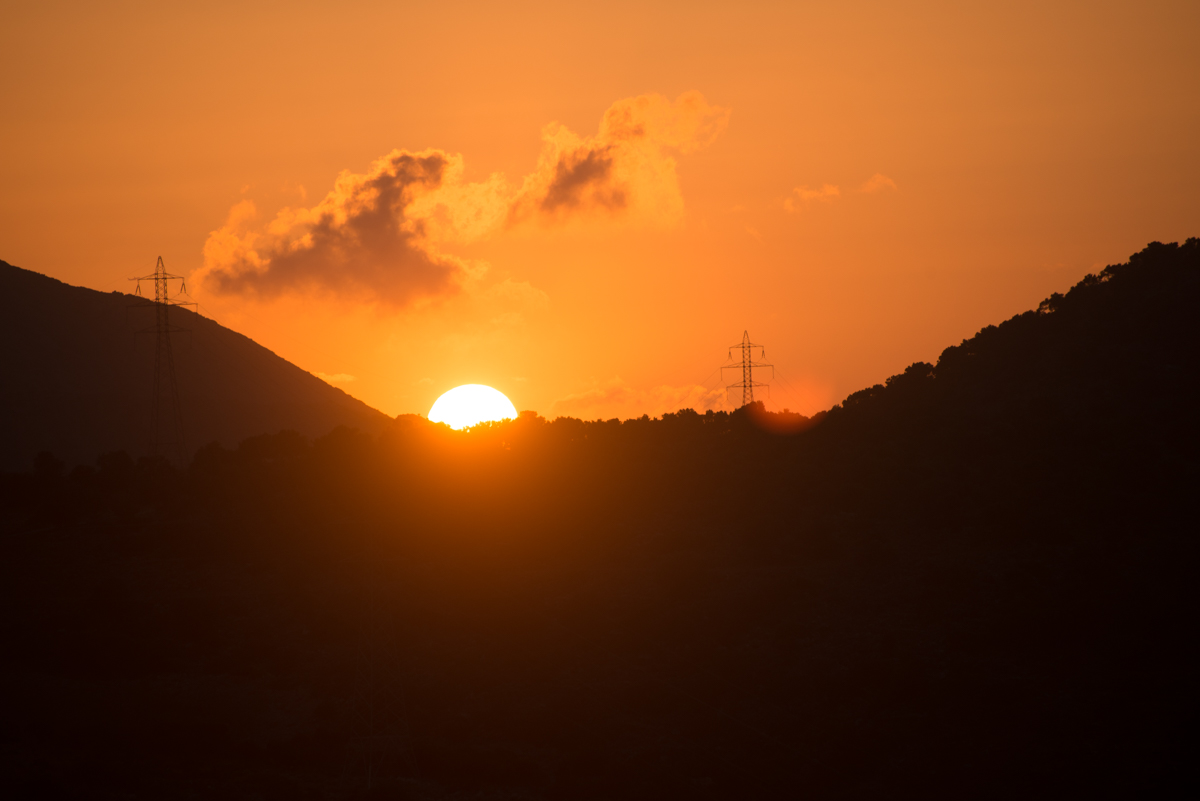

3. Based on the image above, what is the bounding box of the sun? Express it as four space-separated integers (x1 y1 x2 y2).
428 384 518 430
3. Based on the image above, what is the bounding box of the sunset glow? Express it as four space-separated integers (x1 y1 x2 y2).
1 2 1194 794
428 385 518 430
1 2 1196 421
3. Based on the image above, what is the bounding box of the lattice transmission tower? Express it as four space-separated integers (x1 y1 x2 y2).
129 256 195 463
722 330 773 407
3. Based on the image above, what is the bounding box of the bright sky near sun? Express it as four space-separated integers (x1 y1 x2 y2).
429 385 519 430
2 1 1198 420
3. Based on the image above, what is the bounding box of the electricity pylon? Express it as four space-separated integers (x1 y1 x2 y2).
129 257 194 463
722 331 773 407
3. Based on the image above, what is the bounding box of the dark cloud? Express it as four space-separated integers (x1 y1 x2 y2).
200 93 731 305
511 92 730 226
202 150 464 306
538 145 627 214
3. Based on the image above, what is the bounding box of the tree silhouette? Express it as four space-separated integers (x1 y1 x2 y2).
0 238 1196 798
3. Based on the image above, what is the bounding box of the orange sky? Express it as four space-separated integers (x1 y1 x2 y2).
3 1 1198 419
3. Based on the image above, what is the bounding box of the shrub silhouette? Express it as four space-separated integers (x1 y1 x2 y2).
0 239 1196 799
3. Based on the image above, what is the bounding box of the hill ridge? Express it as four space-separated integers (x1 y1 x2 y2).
0 259 391 470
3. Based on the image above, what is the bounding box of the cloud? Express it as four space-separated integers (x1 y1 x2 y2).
315 372 355 383
199 150 464 306
199 92 728 305
783 183 840 212
403 159 510 246
541 146 626 213
509 91 730 227
861 173 897 193
550 376 732 420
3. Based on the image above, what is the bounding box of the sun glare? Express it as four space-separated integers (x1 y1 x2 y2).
428 384 518 430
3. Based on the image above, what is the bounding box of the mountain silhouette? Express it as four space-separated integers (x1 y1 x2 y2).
0 240 1195 798
0 260 389 471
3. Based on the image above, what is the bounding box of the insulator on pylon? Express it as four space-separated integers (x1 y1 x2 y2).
721 330 773 409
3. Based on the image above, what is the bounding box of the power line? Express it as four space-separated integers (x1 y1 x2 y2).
695 357 732 393
769 364 808 411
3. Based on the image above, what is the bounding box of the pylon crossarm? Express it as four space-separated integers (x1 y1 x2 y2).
133 324 192 335
129 272 186 281
126 297 195 307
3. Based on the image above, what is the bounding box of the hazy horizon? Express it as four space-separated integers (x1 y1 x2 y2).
3 0 1197 420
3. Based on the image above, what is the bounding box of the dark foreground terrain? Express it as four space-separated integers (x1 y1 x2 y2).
1 241 1197 799
0 260 389 472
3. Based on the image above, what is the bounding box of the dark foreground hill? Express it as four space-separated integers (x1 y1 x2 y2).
0 260 390 471
1 240 1196 799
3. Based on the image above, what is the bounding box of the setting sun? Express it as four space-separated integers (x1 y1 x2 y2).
428 385 518 430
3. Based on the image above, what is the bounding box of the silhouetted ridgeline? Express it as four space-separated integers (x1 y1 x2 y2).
1 240 1196 799
0 260 390 471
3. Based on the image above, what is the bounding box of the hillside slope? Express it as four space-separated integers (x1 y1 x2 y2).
0 240 1195 798
0 261 390 470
